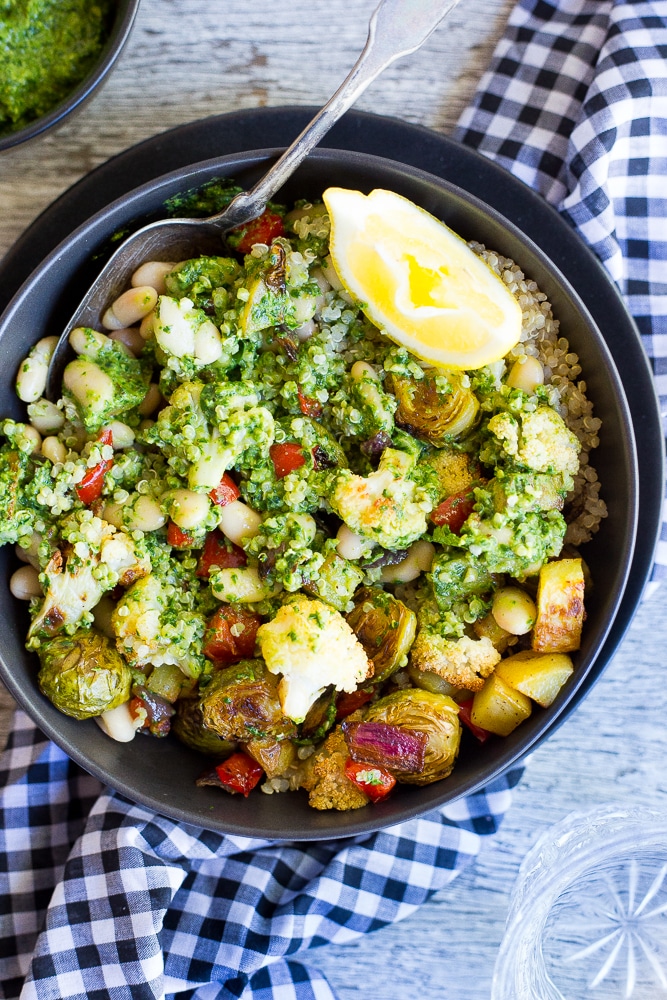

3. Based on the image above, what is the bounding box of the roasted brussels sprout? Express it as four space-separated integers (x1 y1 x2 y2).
388 371 479 446
365 689 461 785
37 628 132 720
199 658 296 742
244 736 297 778
346 587 417 683
171 697 237 756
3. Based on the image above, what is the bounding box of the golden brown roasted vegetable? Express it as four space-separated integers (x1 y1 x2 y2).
388 370 479 446
532 558 585 652
199 659 296 742
365 689 461 785
346 586 417 683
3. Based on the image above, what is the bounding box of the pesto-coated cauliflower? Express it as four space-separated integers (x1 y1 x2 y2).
409 632 500 692
484 405 580 477
141 379 274 491
329 447 434 550
256 595 372 722
112 573 207 679
28 512 150 641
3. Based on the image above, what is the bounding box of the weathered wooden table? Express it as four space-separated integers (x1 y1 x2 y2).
2 2 665 996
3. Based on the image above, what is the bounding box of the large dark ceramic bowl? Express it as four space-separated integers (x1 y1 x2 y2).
0 0 140 153
0 148 638 839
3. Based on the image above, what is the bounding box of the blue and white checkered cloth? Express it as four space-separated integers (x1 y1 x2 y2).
1 1 666 997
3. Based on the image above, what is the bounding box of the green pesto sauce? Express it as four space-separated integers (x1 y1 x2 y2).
0 0 113 134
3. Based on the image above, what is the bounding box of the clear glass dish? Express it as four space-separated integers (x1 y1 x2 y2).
492 805 667 999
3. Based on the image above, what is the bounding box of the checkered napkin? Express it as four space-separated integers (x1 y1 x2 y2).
1 1 666 997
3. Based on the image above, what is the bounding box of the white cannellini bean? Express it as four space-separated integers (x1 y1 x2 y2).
139 310 155 340
10 565 42 600
95 701 144 743
108 326 145 356
380 540 435 583
63 358 115 414
41 436 67 464
69 326 110 357
15 336 59 403
102 286 158 330
27 398 65 434
20 425 42 453
153 296 195 356
294 318 316 342
336 524 367 562
102 502 124 528
218 500 263 546
167 488 210 530
211 566 276 603
321 256 344 291
492 587 537 635
107 421 135 450
138 383 162 417
126 495 166 533
194 320 223 364
507 355 544 393
131 261 175 295
351 360 379 381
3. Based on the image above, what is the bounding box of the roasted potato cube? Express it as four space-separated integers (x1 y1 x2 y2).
532 558 585 652
471 673 532 737
495 650 574 708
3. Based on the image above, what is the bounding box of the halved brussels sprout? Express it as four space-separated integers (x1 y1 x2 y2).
199 658 296 742
365 689 461 785
38 628 132 720
387 371 479 446
346 587 417 683
172 697 237 756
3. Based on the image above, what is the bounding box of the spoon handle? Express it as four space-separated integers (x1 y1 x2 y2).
214 0 462 231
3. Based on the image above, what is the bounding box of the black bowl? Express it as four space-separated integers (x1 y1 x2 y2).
0 0 140 153
0 149 638 839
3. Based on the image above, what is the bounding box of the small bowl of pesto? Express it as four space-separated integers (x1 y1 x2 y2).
0 0 140 152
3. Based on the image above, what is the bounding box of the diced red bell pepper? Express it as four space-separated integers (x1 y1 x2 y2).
215 752 264 796
209 472 241 507
232 211 285 255
167 521 195 548
76 428 114 505
335 688 374 722
344 758 396 803
203 605 262 666
269 442 306 479
196 530 247 579
297 388 322 419
430 491 475 533
457 698 491 744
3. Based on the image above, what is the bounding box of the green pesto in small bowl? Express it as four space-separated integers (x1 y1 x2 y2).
0 0 114 138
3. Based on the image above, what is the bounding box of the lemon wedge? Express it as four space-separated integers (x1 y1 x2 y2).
322 187 523 370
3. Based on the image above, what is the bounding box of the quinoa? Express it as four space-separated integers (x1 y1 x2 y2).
471 243 607 546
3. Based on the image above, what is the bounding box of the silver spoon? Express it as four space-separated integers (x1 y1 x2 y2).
45 0 462 400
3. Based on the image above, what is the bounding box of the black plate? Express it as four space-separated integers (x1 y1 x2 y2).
0 109 659 837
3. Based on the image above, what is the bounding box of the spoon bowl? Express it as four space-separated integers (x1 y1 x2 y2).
44 0 462 398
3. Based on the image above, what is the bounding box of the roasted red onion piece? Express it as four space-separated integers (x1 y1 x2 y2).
342 719 427 773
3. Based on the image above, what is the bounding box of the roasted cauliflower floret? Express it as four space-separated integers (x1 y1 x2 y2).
329 447 434 550
484 405 580 477
28 512 150 640
112 573 206 678
410 632 500 692
297 726 370 811
256 594 372 722
141 379 274 491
